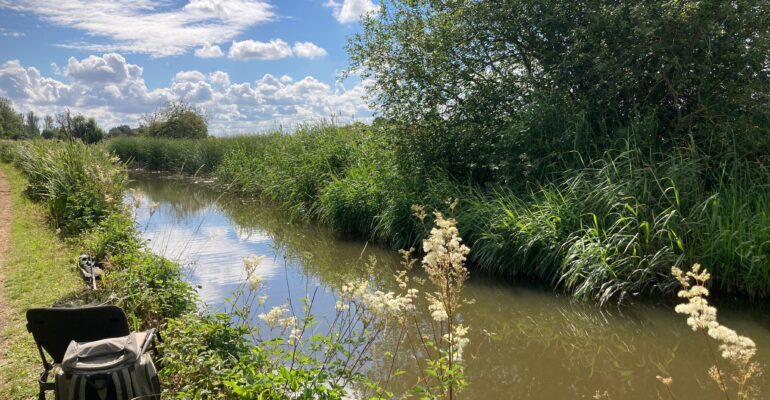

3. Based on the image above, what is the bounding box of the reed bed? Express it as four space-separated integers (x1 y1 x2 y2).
107 126 770 303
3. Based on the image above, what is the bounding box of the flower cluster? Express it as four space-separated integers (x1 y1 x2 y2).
258 304 289 330
243 255 266 290
668 264 762 399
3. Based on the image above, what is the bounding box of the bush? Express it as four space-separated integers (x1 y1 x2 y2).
159 313 250 399
144 101 208 139
105 250 197 329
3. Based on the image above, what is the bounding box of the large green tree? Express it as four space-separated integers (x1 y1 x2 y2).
349 0 770 181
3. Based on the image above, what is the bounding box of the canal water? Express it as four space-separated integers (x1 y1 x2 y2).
129 173 770 400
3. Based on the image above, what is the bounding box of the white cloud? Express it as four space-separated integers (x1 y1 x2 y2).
0 0 274 57
325 0 377 24
0 28 25 37
0 54 372 134
66 53 142 83
194 43 224 58
174 70 207 83
228 39 293 60
228 39 328 61
292 42 328 59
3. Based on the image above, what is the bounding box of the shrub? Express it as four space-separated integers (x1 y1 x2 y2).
143 101 208 139
159 313 250 398
105 250 197 329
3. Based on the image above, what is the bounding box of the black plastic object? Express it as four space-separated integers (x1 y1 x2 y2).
26 305 130 364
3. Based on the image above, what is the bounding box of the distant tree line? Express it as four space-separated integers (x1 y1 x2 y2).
0 98 208 143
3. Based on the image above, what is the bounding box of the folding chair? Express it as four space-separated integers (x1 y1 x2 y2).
25 306 157 400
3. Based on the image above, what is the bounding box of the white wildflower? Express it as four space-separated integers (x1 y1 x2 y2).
258 304 288 329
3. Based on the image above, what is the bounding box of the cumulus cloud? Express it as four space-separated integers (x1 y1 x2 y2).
325 0 377 24
0 0 274 57
292 42 328 59
228 39 294 60
0 54 372 134
228 39 328 60
194 43 224 58
66 53 142 83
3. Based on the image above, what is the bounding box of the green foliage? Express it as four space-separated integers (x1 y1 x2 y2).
72 115 105 144
84 211 143 262
104 249 197 329
107 124 135 138
160 313 250 399
13 141 126 236
107 135 244 174
0 97 23 139
110 123 770 301
41 129 55 140
349 0 770 182
143 101 208 139
224 344 350 400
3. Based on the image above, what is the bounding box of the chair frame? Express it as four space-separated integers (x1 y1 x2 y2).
26 305 157 400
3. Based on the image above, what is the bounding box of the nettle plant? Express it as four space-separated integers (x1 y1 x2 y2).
223 201 471 399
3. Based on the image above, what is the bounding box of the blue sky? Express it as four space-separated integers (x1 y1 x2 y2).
0 0 377 134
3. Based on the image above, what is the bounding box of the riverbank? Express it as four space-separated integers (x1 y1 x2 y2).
108 127 770 304
0 164 82 399
0 141 438 399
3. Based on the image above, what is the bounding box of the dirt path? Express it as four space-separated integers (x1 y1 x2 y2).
0 168 11 390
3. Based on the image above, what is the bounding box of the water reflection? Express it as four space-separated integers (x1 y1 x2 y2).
129 173 769 400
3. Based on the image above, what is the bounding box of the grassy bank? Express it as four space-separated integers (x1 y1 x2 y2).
108 127 770 303
0 164 83 399
3 141 431 399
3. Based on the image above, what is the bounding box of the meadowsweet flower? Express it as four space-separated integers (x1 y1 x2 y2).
335 300 350 311
248 274 263 290
671 264 763 397
656 375 672 386
148 201 160 214
428 296 448 322
279 316 297 330
257 295 268 305
243 255 265 276
258 304 288 329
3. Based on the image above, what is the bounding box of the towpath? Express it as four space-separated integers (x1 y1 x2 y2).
0 168 10 390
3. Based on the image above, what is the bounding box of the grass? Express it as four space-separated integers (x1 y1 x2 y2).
0 163 83 399
106 127 770 304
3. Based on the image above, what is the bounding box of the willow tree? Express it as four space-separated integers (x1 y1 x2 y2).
349 0 770 182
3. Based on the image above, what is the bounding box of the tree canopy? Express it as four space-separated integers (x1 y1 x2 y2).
349 0 770 182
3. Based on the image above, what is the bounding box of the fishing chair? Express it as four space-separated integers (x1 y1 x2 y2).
26 306 158 400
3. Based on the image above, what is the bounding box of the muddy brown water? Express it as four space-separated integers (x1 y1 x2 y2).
129 173 769 400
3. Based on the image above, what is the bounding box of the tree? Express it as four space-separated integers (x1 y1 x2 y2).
142 101 208 139
349 0 770 181
55 110 104 143
0 98 23 139
72 115 104 144
107 125 135 138
42 115 55 139
24 111 40 138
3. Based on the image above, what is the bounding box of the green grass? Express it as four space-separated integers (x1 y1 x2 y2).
0 163 83 399
106 127 770 303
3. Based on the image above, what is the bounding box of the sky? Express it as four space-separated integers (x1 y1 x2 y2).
0 0 378 135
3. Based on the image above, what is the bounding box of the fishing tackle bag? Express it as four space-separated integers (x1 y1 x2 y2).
54 332 160 400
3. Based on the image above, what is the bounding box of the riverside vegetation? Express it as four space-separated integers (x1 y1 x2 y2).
107 0 770 304
2 140 477 399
